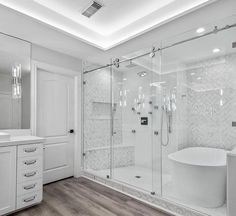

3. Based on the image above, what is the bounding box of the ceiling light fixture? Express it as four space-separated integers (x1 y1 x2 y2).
196 27 205 34
137 71 147 77
12 64 22 99
212 48 220 53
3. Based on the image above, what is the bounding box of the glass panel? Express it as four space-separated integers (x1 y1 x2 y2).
111 51 162 194
151 50 164 195
83 66 112 179
161 17 236 216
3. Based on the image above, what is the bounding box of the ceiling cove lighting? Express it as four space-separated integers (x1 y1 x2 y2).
196 27 205 34
0 0 216 50
212 48 221 53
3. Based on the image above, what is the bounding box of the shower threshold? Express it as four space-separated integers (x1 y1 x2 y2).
85 165 226 216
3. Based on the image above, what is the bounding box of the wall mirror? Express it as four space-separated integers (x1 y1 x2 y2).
0 33 31 129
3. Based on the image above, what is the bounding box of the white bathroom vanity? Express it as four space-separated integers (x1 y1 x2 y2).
0 132 44 215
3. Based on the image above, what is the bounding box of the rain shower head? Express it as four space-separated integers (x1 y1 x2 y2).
126 60 137 68
137 71 147 77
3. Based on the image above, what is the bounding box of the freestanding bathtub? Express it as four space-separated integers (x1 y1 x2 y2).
168 147 227 208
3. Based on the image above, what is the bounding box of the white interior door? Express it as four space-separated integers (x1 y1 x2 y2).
37 69 75 184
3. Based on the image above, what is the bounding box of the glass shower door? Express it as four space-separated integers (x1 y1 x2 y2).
111 51 162 194
83 67 112 179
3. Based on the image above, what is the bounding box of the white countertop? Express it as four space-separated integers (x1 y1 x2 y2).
0 135 45 147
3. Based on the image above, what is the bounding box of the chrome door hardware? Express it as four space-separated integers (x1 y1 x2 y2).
24 160 37 165
24 184 36 190
154 131 159 135
23 196 36 203
24 147 37 153
24 171 36 177
131 129 136 133
113 58 120 68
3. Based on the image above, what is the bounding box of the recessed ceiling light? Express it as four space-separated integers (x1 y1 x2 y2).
197 77 202 80
212 48 220 53
137 71 147 77
190 72 195 76
123 78 127 81
196 27 205 34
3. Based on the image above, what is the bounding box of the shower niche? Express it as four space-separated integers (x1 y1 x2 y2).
91 101 116 119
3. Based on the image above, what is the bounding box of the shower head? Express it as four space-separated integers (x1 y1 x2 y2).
137 71 147 77
126 60 137 68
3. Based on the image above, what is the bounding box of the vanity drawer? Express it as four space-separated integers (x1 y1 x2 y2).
17 169 42 183
17 190 42 209
18 144 43 158
17 179 42 196
18 156 42 171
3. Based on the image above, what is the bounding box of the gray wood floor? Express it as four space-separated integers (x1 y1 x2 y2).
12 177 171 216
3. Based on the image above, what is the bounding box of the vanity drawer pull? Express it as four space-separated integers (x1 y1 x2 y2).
24 147 37 153
23 196 36 203
24 184 36 190
24 172 36 177
24 160 37 165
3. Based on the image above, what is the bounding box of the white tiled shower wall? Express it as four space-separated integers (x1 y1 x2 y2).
178 53 236 151
84 52 236 171
83 68 135 170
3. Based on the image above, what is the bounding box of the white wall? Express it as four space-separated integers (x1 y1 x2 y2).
121 68 154 169
32 45 82 72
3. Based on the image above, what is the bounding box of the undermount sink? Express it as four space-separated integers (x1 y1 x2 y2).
0 132 10 141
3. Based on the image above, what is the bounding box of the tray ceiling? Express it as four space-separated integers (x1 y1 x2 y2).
0 0 217 50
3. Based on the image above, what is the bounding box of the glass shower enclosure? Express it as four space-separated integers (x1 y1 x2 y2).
82 15 236 216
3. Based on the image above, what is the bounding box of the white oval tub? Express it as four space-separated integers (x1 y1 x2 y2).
168 147 227 208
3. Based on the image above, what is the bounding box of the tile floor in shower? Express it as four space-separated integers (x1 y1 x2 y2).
87 165 226 216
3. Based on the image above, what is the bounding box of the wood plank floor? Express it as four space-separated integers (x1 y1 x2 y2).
12 177 172 216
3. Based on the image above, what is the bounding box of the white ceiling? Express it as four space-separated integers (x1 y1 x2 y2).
118 22 236 75
0 0 217 50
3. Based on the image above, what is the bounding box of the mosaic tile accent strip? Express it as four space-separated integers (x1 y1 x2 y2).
81 171 209 216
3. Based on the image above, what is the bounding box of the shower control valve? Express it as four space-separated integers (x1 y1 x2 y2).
154 105 159 110
154 131 159 135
